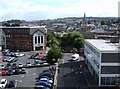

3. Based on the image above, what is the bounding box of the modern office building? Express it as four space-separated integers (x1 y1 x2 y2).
84 39 120 86
1 26 47 51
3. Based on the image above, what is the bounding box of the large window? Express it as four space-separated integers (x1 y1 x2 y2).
38 36 40 43
41 36 43 43
35 36 37 44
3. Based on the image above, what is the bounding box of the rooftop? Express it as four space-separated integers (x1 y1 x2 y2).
85 39 120 52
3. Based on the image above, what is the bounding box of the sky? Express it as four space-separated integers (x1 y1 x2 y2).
0 0 119 21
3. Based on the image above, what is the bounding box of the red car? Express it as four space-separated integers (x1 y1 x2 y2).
38 55 44 60
2 70 7 76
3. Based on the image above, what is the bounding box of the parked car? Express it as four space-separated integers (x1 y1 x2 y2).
12 58 18 62
36 81 52 89
38 72 54 79
0 64 5 69
0 78 7 88
7 69 13 75
39 78 53 84
7 57 18 62
18 63 23 67
11 63 17 68
13 68 21 74
41 60 48 65
21 68 27 74
6 63 11 68
68 54 80 61
34 60 40 65
26 62 31 66
2 69 7 76
41 56 47 61
7 80 16 88
38 55 44 60
14 53 25 57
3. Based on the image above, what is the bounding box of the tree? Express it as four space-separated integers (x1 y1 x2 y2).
46 47 63 65
61 32 84 50
47 32 60 47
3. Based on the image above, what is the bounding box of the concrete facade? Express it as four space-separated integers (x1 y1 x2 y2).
84 39 120 86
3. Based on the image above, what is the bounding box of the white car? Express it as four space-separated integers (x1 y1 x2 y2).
0 64 5 69
26 62 31 66
18 63 23 67
68 54 80 61
0 78 7 88
15 53 25 57
40 78 53 84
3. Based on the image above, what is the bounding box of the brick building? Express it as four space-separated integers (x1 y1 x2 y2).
1 26 47 51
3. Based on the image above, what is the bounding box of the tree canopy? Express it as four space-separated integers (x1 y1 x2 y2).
46 46 63 64
61 32 84 51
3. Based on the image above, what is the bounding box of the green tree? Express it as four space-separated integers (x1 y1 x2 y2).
46 47 63 65
47 32 60 47
62 32 84 49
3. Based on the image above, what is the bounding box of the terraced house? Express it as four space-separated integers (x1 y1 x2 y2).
84 38 120 86
1 26 47 51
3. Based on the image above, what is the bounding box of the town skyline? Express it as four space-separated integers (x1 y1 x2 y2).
0 0 119 21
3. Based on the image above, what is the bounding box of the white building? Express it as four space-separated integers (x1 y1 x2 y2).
84 39 120 86
0 29 6 51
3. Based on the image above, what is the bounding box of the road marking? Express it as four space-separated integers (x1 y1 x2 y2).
21 75 24 77
32 73 36 75
19 80 23 82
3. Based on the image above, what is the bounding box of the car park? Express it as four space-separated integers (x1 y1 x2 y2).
0 78 7 88
7 80 16 88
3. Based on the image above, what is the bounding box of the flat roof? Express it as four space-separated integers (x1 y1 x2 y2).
85 39 120 52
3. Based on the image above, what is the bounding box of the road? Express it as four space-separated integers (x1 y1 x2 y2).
57 53 93 89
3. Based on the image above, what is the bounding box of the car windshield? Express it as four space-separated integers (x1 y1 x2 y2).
71 56 76 58
1 81 5 84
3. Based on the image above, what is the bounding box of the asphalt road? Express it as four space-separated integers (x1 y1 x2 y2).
57 53 90 89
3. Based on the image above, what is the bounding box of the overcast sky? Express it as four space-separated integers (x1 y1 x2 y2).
0 0 119 21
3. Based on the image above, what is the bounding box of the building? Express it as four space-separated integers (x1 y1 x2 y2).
0 29 6 50
1 26 47 51
84 39 120 86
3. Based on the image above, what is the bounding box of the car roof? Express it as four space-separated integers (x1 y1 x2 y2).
1 78 6 81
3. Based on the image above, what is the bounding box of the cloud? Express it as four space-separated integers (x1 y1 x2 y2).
0 0 119 21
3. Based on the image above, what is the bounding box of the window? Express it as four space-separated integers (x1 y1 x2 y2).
35 36 37 44
38 36 40 43
41 36 43 43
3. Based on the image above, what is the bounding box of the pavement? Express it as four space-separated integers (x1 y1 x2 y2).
57 53 99 89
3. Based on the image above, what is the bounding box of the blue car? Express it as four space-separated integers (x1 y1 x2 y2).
37 81 52 88
7 69 13 75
